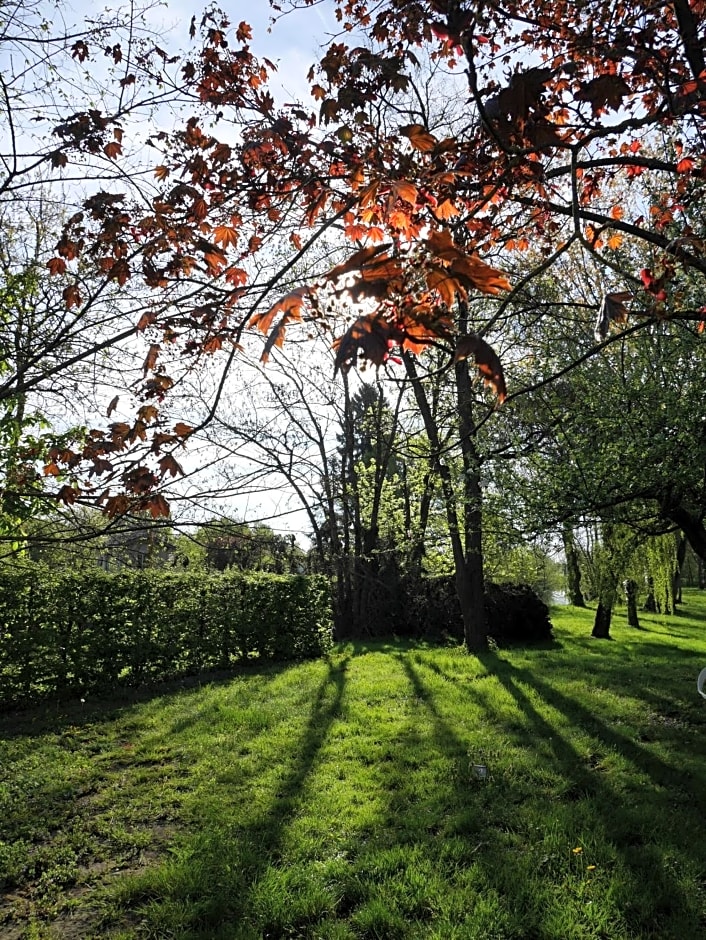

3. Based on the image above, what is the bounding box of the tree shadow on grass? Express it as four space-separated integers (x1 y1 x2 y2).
403 652 705 938
0 660 294 737
112 656 350 938
476 652 706 807
519 640 706 722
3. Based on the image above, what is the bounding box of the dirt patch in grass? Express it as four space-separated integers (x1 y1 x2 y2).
0 819 177 939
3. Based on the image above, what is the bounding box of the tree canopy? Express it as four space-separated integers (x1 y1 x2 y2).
2 0 705 643
26 0 703 510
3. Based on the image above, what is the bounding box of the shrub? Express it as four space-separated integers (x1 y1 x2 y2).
484 582 554 645
402 576 553 645
0 567 333 708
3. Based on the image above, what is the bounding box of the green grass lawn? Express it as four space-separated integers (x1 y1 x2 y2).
2 593 706 939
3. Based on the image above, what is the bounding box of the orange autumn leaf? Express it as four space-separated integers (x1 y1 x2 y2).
137 404 159 423
424 228 462 262
435 199 460 220
344 222 373 241
213 225 239 247
325 245 391 284
426 264 462 306
392 180 418 204
454 333 507 402
224 266 248 286
387 209 414 232
146 494 171 519
63 284 82 309
142 344 160 374
57 484 80 505
400 123 439 152
250 286 312 336
47 257 67 276
449 254 511 294
333 313 395 372
103 141 122 160
158 453 184 478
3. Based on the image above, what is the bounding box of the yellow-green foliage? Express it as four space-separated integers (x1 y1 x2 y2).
0 567 332 707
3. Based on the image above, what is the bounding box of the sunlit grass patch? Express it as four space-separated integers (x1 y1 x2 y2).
2 593 706 938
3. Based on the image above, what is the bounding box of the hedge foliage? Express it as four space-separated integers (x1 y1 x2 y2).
0 567 333 708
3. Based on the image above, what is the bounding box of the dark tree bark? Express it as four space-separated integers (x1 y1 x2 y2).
401 463 434 578
663 503 706 562
404 351 487 651
642 576 657 612
333 375 406 637
623 579 640 628
673 533 687 605
591 523 624 639
592 602 613 638
454 309 488 651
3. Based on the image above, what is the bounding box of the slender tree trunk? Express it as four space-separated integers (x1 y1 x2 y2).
454 314 488 650
402 464 434 577
562 523 586 606
404 352 487 651
336 374 357 638
673 533 686 605
642 576 657 611
590 523 625 639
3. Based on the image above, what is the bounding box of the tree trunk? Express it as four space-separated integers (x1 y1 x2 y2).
591 523 623 638
592 602 613 638
664 503 706 562
402 464 434 578
404 352 487 651
642 575 657 612
623 579 640 628
562 523 586 606
673 533 686 605
454 315 488 650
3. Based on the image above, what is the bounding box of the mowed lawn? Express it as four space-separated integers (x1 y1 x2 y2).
2 595 706 939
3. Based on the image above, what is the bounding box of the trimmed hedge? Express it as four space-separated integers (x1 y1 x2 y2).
0 568 333 708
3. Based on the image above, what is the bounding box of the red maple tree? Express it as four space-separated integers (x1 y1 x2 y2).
28 0 705 638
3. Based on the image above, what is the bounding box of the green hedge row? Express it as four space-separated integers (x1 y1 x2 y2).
0 568 333 708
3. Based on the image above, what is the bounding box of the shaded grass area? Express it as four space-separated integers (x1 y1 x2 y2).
2 594 706 938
